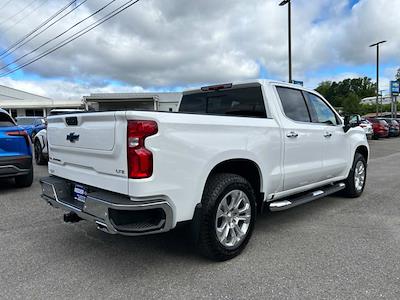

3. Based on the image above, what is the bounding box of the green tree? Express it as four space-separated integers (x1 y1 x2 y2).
396 68 400 81
315 77 376 112
342 93 361 114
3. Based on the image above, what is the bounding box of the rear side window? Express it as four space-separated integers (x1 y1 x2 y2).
276 87 311 122
179 86 267 118
0 112 15 127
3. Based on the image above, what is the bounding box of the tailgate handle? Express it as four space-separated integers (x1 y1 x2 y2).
65 117 78 126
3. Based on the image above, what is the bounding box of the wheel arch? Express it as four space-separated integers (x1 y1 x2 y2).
355 145 369 162
204 158 264 210
33 130 47 148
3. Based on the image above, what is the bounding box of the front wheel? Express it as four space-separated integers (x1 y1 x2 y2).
196 173 256 261
342 153 367 198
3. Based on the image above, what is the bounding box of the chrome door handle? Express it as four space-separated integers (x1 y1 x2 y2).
286 131 299 138
323 132 332 138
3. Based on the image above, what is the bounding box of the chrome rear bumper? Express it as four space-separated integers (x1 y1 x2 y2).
40 176 173 236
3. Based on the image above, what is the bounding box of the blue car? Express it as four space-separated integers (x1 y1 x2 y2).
15 116 46 138
0 109 33 187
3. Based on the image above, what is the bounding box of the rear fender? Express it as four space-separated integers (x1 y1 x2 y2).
194 151 264 207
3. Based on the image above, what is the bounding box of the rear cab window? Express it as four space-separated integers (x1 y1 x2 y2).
179 84 267 118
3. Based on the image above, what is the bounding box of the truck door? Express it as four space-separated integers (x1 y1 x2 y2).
276 87 325 191
304 92 349 179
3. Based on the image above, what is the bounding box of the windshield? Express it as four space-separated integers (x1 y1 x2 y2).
379 120 388 126
16 118 37 125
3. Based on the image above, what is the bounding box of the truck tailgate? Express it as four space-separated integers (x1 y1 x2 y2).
47 112 129 194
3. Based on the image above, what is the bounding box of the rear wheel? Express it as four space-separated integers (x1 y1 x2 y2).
34 140 46 165
342 153 367 198
15 167 33 188
196 173 256 261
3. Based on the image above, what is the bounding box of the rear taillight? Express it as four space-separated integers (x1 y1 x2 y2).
7 130 31 146
127 120 158 179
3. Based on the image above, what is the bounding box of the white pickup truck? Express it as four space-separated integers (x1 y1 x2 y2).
40 80 369 261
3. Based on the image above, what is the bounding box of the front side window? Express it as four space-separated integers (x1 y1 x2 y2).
276 87 311 122
307 93 339 126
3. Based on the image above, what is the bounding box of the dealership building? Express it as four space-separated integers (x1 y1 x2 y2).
83 92 182 112
0 84 182 118
0 84 83 118
361 95 393 105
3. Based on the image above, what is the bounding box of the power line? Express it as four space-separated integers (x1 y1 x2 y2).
0 0 141 77
0 0 82 59
0 0 15 11
0 0 88 60
2 0 50 34
0 0 115 71
0 0 41 27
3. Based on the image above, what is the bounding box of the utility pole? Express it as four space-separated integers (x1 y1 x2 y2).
279 0 292 83
369 41 387 117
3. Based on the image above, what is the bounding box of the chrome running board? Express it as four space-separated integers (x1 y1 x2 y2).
269 183 346 212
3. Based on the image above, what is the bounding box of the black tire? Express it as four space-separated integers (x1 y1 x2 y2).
196 173 256 261
34 139 46 165
342 153 367 198
15 167 34 188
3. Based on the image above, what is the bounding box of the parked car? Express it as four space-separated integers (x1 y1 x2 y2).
16 116 46 138
378 118 400 137
0 109 33 187
33 128 48 165
33 109 85 165
40 80 369 261
366 118 389 139
359 119 373 139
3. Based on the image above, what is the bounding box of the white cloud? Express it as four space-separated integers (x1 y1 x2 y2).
0 77 145 100
0 0 398 99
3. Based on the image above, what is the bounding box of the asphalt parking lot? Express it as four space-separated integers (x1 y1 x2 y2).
1 139 400 299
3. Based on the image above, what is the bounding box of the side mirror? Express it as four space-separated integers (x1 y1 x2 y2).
343 115 360 133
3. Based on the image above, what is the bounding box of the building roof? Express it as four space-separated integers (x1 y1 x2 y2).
0 84 82 109
0 84 51 101
361 95 394 105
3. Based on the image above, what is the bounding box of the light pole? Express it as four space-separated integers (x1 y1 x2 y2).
369 40 386 117
279 0 292 83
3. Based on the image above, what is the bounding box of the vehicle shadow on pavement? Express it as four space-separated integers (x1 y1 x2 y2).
50 221 207 265
253 193 361 242
0 178 17 192
39 193 351 270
